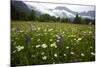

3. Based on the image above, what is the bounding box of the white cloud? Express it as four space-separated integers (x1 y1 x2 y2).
24 1 95 12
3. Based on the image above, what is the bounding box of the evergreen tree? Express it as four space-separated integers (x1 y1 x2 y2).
29 10 36 21
73 14 82 24
38 14 51 22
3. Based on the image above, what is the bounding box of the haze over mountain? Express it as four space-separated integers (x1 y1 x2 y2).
11 1 95 19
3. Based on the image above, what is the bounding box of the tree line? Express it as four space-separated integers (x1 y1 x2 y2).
11 6 95 25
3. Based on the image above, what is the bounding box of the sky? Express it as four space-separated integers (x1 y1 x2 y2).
12 0 95 5
23 1 95 12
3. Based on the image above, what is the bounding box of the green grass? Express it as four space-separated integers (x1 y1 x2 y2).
11 21 95 66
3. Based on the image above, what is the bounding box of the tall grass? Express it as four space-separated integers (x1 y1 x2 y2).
11 21 95 66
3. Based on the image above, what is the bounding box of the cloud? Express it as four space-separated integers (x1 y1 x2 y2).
24 1 95 12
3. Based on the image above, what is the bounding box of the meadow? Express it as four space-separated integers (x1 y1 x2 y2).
11 21 95 66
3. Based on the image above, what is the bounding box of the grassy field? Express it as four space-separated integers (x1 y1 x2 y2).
11 21 95 66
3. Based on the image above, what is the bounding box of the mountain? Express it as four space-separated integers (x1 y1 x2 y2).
11 1 43 17
11 1 31 13
49 6 77 18
55 6 77 15
50 6 95 19
11 1 95 20
27 3 95 19
79 11 95 19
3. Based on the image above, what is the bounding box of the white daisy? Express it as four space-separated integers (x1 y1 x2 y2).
90 46 93 49
37 39 41 42
56 40 60 42
68 35 76 37
77 38 82 41
50 42 57 48
64 53 67 56
42 56 47 60
74 38 77 40
57 36 61 39
41 44 47 48
37 27 41 30
15 37 18 40
32 28 36 31
12 50 16 53
70 52 74 55
54 53 57 57
50 39 53 41
83 31 87 34
89 31 92 34
55 35 59 37
19 30 23 33
41 52 45 55
48 29 53 32
16 45 24 52
62 32 65 34
81 53 85 56
31 38 34 40
91 52 95 56
66 46 69 49
36 45 40 48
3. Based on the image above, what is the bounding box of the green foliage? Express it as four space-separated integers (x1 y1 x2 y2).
38 14 51 22
29 10 36 21
60 18 70 23
84 18 95 25
73 14 82 24
73 14 95 25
